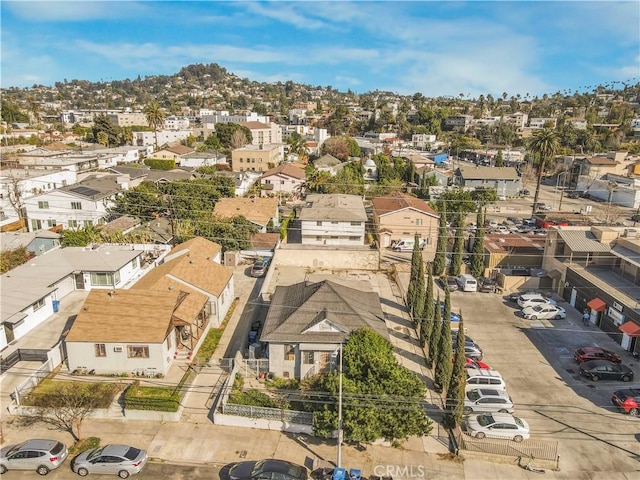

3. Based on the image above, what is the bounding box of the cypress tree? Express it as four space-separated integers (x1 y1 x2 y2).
434 287 453 392
470 207 486 278
429 293 442 365
450 226 464 276
420 263 435 348
433 205 448 276
446 312 467 428
406 234 423 318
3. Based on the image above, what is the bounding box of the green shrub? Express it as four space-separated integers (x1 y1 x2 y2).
267 376 300 391
22 380 119 409
69 437 100 455
228 389 280 408
144 158 175 170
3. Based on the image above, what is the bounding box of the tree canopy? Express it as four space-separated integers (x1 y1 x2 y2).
313 328 432 444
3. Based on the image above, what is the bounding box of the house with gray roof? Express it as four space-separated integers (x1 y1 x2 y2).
180 151 227 168
455 165 522 197
0 230 61 256
0 245 150 351
299 194 367 246
260 280 388 379
23 174 129 232
313 154 344 176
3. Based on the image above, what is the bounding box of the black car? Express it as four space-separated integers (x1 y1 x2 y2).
478 278 498 293
230 459 308 480
579 360 634 382
567 191 581 199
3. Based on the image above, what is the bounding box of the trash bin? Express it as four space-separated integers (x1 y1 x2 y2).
52 300 60 312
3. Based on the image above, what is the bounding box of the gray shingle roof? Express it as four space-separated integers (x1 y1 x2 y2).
260 280 388 343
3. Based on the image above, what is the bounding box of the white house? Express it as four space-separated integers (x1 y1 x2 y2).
133 130 192 147
0 168 77 228
23 174 126 232
260 164 306 198
299 194 367 246
180 151 227 168
0 245 148 351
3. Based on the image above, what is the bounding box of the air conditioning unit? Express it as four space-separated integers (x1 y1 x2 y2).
113 346 123 353
624 229 638 238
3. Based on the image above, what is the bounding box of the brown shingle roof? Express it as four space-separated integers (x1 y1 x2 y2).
66 290 177 343
458 165 520 180
262 164 306 180
239 121 271 129
371 192 439 217
166 145 195 155
213 197 278 228
132 237 232 296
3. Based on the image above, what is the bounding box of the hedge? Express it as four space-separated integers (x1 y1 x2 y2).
144 158 176 170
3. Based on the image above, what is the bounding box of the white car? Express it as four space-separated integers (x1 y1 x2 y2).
464 389 514 414
464 412 530 442
522 304 566 320
517 294 557 309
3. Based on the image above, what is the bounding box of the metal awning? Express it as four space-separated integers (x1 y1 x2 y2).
611 245 640 268
587 298 607 312
619 321 640 337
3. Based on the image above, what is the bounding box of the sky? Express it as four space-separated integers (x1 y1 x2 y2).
1 1 639 98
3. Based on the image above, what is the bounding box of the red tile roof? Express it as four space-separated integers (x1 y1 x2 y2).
371 192 439 217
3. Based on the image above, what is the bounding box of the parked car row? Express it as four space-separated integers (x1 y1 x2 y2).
508 291 567 320
0 441 147 477
459 335 531 442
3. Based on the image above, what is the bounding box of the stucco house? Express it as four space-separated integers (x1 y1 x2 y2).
260 280 388 379
0 245 148 351
455 165 522 197
213 197 279 233
260 164 306 198
299 194 366 246
130 237 234 328
371 192 440 254
313 154 343 176
65 288 208 377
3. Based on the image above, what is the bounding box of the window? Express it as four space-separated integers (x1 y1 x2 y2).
415 218 423 226
32 298 45 311
350 222 361 226
71 202 82 210
38 201 49 209
316 221 323 226
83 220 92 227
284 344 295 361
68 220 79 228
331 221 339 225
90 271 120 286
349 236 360 241
303 351 314 364
31 219 42 230
131 257 138 269
47 219 57 227
94 344 106 357
281 180 285 185
127 345 149 358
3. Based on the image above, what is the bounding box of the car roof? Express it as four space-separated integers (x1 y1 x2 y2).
20 438 59 450
480 412 517 423
475 388 507 397
614 388 640 396
97 444 136 456
259 459 301 474
582 359 617 367
577 346 607 353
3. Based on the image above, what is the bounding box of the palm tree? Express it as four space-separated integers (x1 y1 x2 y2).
528 127 560 216
143 102 165 151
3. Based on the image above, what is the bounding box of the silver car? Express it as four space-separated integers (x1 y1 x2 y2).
71 444 148 478
0 438 68 475
464 388 514 414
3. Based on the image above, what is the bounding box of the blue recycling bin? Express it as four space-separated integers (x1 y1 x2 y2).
332 468 346 480
52 300 60 312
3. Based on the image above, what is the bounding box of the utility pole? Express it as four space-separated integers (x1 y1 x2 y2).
337 342 343 468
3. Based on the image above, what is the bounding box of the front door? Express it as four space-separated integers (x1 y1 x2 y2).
570 288 577 307
74 273 85 289
317 352 331 373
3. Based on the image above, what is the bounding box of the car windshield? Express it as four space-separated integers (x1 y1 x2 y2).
87 446 106 460
514 417 525 428
477 414 494 427
251 460 268 476
467 390 481 401
51 442 65 455
531 305 544 312
8 442 27 455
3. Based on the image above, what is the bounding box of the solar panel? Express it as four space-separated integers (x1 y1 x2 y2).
69 186 101 197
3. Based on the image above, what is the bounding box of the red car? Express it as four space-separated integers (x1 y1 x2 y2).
453 357 490 370
612 389 640 415
574 347 621 364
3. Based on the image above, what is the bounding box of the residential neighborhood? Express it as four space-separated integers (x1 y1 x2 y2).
2 58 640 480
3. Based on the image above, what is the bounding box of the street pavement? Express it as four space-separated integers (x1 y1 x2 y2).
3 263 639 479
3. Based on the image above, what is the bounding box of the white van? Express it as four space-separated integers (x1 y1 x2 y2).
392 237 426 252
465 369 507 390
457 274 478 292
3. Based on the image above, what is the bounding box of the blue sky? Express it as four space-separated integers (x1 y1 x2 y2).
2 1 638 98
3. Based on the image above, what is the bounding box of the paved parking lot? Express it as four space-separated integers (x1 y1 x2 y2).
442 285 640 472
